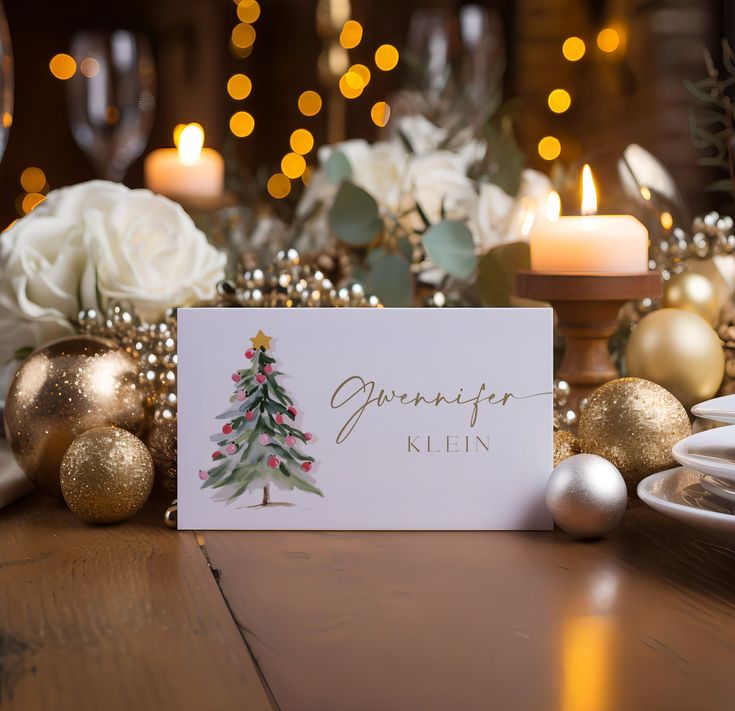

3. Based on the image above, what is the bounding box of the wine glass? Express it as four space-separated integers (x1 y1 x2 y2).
66 30 156 182
0 0 14 165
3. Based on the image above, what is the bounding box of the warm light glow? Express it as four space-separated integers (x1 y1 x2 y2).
2 112 12 128
227 73 252 100
230 111 255 138
562 37 586 62
20 167 46 194
548 88 571 114
547 191 562 221
640 186 651 201
281 152 307 179
230 43 253 60
22 193 46 214
232 23 256 49
349 64 371 87
267 173 291 199
290 128 314 155
298 90 322 116
375 44 399 71
339 72 363 99
562 616 611 711
49 53 76 80
660 211 673 230
371 101 390 127
80 57 100 78
173 123 186 147
519 198 537 237
302 166 313 186
538 136 561 161
178 124 205 165
597 27 621 53
3 220 16 232
340 20 363 49
581 164 598 215
237 0 260 23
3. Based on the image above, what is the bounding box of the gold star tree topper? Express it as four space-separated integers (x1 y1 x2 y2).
250 330 272 350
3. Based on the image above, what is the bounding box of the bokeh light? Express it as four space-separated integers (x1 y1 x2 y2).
290 129 314 155
548 88 572 113
230 111 255 138
267 173 291 199
538 136 561 161
375 44 399 71
281 152 307 179
339 73 363 99
349 64 371 87
237 0 260 24
80 57 100 78
49 53 76 80
660 211 673 230
232 23 256 49
562 37 586 62
227 73 252 100
597 28 621 53
20 167 46 193
22 193 46 214
339 20 363 49
298 90 322 116
371 101 390 127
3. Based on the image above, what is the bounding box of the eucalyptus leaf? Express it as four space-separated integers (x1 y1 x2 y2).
421 220 477 280
328 182 382 246
368 252 413 306
325 151 352 183
476 241 530 307
482 124 523 196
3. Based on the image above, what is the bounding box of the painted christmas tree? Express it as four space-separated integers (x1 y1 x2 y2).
199 329 322 506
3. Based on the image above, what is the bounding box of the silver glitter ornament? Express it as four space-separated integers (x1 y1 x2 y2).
545 454 627 539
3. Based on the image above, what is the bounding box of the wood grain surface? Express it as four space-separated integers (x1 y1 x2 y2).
0 492 272 711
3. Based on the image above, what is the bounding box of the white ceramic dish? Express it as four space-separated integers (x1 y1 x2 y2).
671 425 735 484
638 466 735 544
699 475 735 505
691 394 735 424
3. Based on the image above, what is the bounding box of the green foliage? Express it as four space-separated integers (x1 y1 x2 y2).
421 220 477 280
325 150 352 183
328 182 383 246
368 249 414 306
480 121 524 196
475 241 530 307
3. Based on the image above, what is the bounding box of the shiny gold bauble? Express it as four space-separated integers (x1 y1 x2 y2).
553 429 580 468
662 272 720 325
625 308 725 410
578 378 691 492
146 415 178 493
3 336 147 497
60 426 154 524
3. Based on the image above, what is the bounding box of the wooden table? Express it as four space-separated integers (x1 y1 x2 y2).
1 492 735 710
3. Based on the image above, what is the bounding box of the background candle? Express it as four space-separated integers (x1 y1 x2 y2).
530 165 649 274
144 123 224 207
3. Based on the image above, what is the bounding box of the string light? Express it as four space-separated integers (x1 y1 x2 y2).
339 72 363 99
597 27 621 53
80 58 100 78
281 152 306 179
370 101 390 127
20 167 46 194
290 129 314 155
236 0 260 23
298 90 322 116
562 37 586 62
230 111 255 137
374 44 399 71
548 89 572 114
232 23 256 49
227 73 252 100
267 173 291 199
538 136 561 161
21 193 46 214
660 211 673 230
49 53 76 80
339 20 363 49
349 63 371 87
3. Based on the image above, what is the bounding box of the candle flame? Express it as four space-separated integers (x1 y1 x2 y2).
178 123 204 165
581 164 597 215
546 191 561 221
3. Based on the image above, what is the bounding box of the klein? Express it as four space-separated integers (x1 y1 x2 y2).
407 435 490 453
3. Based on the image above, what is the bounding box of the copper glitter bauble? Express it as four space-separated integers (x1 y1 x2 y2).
662 271 720 326
60 427 154 524
625 308 725 410
553 429 580 468
578 378 691 493
3 336 147 497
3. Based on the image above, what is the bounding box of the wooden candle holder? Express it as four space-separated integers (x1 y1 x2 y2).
516 271 663 414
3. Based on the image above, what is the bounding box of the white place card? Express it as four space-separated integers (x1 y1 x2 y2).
177 307 553 530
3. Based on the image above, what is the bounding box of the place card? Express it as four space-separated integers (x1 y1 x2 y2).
177 307 553 530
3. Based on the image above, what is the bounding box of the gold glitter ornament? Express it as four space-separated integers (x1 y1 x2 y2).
146 416 178 493
578 378 691 493
662 271 720 325
553 429 581 468
4 336 147 497
625 308 725 409
60 426 154 524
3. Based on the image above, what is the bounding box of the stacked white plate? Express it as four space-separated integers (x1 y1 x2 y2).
638 394 735 543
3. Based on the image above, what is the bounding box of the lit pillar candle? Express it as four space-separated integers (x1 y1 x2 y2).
530 165 649 274
144 123 224 207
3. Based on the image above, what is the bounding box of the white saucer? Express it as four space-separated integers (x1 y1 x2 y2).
638 467 735 544
700 475 735 505
671 426 735 484
692 394 735 424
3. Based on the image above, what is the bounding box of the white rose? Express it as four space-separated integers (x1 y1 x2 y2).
472 169 552 251
396 115 447 155
0 180 225 364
